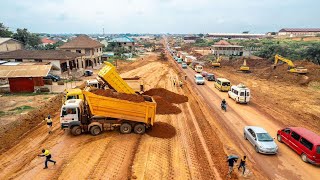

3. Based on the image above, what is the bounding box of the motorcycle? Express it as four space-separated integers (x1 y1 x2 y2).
221 103 227 112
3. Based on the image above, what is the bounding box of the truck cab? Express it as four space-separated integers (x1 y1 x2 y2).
86 79 100 88
64 89 84 102
228 84 250 103
60 99 84 129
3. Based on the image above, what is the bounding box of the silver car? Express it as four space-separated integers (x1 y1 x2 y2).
244 126 278 154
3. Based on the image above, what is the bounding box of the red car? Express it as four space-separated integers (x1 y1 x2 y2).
277 127 320 165
201 71 208 77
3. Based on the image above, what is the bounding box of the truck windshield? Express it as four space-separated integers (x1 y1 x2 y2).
67 95 78 100
257 133 273 141
62 108 77 115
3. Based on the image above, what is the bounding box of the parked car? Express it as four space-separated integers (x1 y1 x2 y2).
44 74 61 82
201 71 208 77
194 74 205 85
181 62 188 69
277 127 320 165
84 70 93 76
205 73 215 81
228 84 250 103
214 78 231 92
244 126 278 154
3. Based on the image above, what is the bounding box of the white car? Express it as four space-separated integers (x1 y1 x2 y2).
244 126 278 154
194 74 205 85
228 84 250 103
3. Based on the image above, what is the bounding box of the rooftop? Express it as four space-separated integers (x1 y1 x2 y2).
108 36 135 43
0 50 83 60
279 28 320 32
290 127 320 144
41 38 56 44
0 65 52 78
211 40 244 48
0 38 22 45
59 35 104 49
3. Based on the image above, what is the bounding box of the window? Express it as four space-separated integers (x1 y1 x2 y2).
317 146 320 154
234 90 238 95
283 129 291 134
300 138 313 151
240 92 245 96
15 59 22 62
222 82 230 86
100 48 102 52
35 59 42 62
67 95 79 100
291 131 300 141
247 92 250 96
96 49 98 52
76 50 81 53
66 108 76 114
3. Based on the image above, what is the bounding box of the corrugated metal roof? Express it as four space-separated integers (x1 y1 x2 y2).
0 50 83 60
279 28 320 32
0 65 52 78
108 36 134 43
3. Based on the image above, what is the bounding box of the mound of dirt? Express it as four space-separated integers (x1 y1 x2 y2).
143 88 188 104
146 122 176 139
152 96 182 115
91 89 145 103
0 94 63 153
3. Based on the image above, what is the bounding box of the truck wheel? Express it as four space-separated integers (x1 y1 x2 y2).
120 123 132 134
71 126 82 136
134 124 146 134
90 126 101 136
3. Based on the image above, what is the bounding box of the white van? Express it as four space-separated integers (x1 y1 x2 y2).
195 65 203 73
228 84 250 103
86 79 100 88
194 74 205 85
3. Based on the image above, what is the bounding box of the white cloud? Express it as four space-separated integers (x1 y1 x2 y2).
1 0 320 33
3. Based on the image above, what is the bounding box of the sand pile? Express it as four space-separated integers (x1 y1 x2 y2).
91 89 145 103
146 122 176 139
153 96 181 115
143 88 188 104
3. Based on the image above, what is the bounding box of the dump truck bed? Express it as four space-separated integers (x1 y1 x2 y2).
83 91 156 126
98 62 135 94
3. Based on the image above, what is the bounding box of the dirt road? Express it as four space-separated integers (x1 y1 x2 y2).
0 54 229 179
174 55 320 179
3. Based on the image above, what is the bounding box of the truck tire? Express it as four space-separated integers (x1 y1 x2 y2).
71 126 82 136
120 123 132 134
134 124 146 134
90 126 101 136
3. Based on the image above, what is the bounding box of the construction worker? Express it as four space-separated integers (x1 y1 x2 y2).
238 156 246 175
173 78 176 86
44 115 53 134
179 80 183 88
184 75 187 80
38 149 56 169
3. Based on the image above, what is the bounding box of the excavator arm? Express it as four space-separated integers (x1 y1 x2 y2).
274 54 295 68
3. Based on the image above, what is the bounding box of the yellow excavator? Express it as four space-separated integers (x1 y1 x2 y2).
273 54 308 74
239 59 250 72
212 56 222 67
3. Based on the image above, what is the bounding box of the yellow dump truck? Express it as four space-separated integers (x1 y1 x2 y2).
60 90 156 136
98 62 135 94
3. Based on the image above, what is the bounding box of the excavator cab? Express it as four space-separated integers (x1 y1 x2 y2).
212 56 221 68
239 59 250 72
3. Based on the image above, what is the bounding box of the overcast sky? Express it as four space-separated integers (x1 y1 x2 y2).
1 0 320 34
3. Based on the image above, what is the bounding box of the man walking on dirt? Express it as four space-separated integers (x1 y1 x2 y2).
238 156 246 175
38 149 56 169
44 115 53 134
227 156 237 178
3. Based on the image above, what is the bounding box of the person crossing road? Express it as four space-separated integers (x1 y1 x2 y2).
38 149 56 169
44 115 52 134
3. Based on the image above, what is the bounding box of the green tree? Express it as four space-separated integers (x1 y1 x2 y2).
13 28 41 48
0 23 13 37
158 51 168 61
41 41 64 50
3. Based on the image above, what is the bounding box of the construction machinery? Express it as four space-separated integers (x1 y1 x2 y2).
212 56 222 67
60 91 156 136
239 59 250 72
273 54 308 74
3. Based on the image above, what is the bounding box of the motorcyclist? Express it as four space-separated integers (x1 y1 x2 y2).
221 99 227 111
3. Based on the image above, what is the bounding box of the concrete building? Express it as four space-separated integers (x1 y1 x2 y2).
278 28 320 37
0 38 24 53
207 33 265 39
211 40 244 56
108 36 135 51
183 36 200 43
59 35 104 68
0 50 83 75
